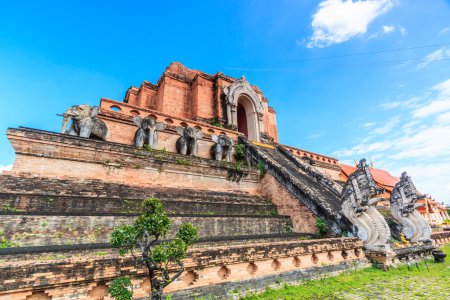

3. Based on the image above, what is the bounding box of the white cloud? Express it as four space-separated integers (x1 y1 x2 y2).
417 47 450 70
362 122 376 127
437 111 450 124
306 0 396 48
372 116 400 134
334 78 450 204
412 79 450 118
367 24 405 40
389 161 450 204
381 97 420 110
438 26 450 36
434 78 450 98
308 131 324 139
413 99 450 118
382 25 395 33
0 164 12 172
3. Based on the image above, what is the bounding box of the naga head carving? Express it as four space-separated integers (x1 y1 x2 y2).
390 172 424 215
341 158 384 208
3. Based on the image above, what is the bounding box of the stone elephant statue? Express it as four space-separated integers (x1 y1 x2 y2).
60 104 109 140
176 126 203 156
132 116 166 148
211 134 234 162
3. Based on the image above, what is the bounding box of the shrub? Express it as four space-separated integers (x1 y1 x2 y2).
315 217 329 236
235 144 246 161
257 160 267 176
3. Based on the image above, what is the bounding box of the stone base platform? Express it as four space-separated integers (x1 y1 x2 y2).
432 231 450 245
365 243 437 269
0 238 367 300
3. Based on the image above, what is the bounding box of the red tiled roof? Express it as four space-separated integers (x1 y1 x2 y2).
340 163 400 188
341 164 447 212
414 198 446 213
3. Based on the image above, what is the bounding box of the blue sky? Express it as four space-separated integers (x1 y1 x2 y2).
1 1 449 204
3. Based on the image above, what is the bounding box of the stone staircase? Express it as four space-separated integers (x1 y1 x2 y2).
0 175 295 249
240 137 352 234
0 130 368 300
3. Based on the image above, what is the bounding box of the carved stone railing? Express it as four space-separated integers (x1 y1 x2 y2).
390 172 432 243
340 159 392 251
239 136 352 235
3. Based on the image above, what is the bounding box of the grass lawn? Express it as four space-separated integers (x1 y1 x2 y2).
242 245 450 300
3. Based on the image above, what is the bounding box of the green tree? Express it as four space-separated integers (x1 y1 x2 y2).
110 197 199 300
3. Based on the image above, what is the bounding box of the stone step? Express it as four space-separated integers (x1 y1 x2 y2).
0 233 312 257
193 232 313 248
0 214 293 247
0 175 269 205
0 193 277 216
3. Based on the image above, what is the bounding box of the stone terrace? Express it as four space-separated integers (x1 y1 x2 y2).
0 128 368 299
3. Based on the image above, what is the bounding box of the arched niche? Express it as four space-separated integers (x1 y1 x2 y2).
223 76 264 142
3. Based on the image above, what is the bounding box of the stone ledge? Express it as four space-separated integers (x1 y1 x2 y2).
432 231 450 245
0 175 263 201
0 212 284 218
167 259 369 300
6 128 260 193
0 186 276 216
7 127 251 173
0 237 364 295
0 233 310 256
1 215 291 247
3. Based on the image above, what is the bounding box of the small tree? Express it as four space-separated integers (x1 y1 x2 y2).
110 197 199 300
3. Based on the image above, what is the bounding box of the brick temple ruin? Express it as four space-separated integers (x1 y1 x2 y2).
1 62 449 299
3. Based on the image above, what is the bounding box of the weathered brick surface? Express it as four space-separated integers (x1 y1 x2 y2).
99 100 240 160
0 193 276 216
7 128 260 194
0 215 291 247
111 62 279 143
261 173 317 234
0 175 260 202
0 238 365 299
0 175 276 216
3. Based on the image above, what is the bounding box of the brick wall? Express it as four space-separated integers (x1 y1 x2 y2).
0 237 366 299
0 214 291 247
7 128 260 194
261 173 317 234
99 100 240 159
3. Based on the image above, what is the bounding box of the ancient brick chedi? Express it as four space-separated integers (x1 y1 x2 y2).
0 62 444 299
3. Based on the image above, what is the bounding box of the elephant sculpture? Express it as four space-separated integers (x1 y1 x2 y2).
60 104 109 140
132 116 166 148
176 126 203 156
211 134 234 162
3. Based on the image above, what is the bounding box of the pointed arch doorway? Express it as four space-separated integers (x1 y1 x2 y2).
224 77 265 142
236 95 260 141
237 102 248 137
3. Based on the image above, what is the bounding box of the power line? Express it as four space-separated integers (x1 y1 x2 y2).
224 42 450 70
224 57 450 72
